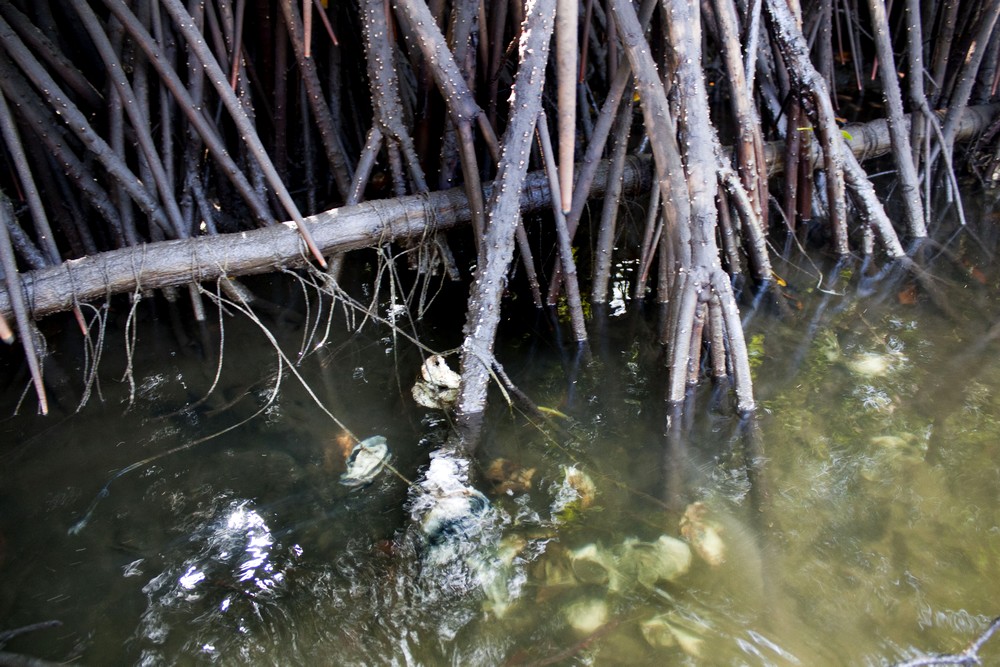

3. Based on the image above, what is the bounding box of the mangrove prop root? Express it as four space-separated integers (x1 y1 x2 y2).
454 0 555 423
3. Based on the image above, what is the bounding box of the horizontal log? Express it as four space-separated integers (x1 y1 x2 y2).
1 103 997 322
1 157 654 320
765 103 1000 175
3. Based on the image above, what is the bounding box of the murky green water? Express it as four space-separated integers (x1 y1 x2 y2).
2 237 1000 665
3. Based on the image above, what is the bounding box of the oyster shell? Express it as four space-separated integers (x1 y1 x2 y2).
564 597 608 635
680 502 726 567
339 435 390 487
615 535 692 589
412 355 461 409
569 543 614 585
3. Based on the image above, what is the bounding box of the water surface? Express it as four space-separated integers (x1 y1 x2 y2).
1 237 999 665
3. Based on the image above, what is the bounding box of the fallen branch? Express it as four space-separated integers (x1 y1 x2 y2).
0 156 651 322
1 104 996 323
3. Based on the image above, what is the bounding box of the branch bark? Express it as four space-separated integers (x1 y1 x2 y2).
453 0 555 424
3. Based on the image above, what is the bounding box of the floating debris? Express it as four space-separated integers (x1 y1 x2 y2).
412 354 461 409
680 502 726 567
339 435 390 487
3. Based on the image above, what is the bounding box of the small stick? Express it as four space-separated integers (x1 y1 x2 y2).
539 113 587 342
556 0 578 213
303 0 312 58
312 0 338 46
228 0 246 89
0 199 47 414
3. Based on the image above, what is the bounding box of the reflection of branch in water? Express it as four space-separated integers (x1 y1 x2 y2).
0 620 61 645
895 616 1000 667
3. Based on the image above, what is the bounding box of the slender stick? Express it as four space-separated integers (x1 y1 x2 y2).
556 0 578 213
486 0 509 128
633 185 662 299
228 0 246 89
0 198 47 414
303 0 312 58
537 111 588 342
866 0 926 237
591 95 632 304
312 0 339 46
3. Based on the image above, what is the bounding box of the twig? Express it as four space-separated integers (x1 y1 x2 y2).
0 198 47 414
895 616 1000 667
536 111 587 342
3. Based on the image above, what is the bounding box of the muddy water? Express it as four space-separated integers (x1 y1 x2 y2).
1 240 1000 665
